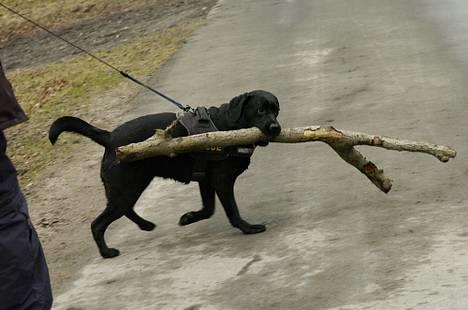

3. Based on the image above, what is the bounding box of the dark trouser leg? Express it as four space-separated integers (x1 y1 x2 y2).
0 133 52 308
179 180 216 226
0 193 53 310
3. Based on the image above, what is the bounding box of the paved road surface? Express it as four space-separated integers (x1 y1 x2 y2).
54 0 468 309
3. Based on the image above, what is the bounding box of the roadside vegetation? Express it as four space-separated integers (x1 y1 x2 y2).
1 0 153 41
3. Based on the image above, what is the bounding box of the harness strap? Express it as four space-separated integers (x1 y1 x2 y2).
177 107 256 181
178 107 218 135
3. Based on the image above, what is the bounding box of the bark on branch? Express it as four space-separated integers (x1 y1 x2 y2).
115 126 456 193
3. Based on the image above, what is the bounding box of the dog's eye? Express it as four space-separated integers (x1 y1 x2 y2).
257 106 266 115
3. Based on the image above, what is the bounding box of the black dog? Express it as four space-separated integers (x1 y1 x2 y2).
49 90 281 258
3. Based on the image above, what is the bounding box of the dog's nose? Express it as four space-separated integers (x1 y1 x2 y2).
269 123 281 136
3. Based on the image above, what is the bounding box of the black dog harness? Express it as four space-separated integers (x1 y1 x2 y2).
178 107 256 181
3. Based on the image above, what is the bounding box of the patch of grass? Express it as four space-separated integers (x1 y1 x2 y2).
0 0 157 41
5 20 203 187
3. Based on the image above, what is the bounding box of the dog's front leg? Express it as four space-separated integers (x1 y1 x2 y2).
179 180 215 226
214 180 266 234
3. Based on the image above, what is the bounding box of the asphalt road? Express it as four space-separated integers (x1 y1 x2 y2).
54 0 468 309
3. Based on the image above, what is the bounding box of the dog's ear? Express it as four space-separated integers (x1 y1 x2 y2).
227 93 250 126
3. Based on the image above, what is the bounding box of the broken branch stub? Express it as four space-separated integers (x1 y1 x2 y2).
116 126 456 193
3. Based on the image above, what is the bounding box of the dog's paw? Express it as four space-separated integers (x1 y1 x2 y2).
101 248 120 259
139 221 156 231
179 212 197 226
241 224 266 234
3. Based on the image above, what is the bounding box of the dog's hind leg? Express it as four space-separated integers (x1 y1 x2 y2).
179 180 215 226
95 164 154 258
126 209 156 231
91 204 127 258
214 180 266 234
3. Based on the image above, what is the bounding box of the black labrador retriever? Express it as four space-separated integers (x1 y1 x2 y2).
49 90 281 258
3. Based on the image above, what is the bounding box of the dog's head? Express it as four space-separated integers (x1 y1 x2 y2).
224 90 281 141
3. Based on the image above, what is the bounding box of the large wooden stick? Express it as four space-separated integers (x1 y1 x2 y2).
116 126 456 193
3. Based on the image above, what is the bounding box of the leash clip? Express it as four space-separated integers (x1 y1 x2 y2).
184 105 195 113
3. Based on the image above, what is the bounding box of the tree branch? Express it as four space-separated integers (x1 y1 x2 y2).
115 126 456 193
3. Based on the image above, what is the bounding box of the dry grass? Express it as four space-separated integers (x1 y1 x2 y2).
0 0 159 41
4 20 202 187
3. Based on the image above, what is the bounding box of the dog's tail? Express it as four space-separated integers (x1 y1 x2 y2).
49 116 111 148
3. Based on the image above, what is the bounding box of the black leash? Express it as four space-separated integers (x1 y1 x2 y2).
0 2 193 112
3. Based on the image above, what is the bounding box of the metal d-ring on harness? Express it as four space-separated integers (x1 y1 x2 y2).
0 2 256 181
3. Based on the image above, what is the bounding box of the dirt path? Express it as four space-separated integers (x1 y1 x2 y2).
0 0 217 295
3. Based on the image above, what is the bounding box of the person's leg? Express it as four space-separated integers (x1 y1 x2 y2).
0 196 35 309
0 132 53 309
0 193 52 309
17 193 53 309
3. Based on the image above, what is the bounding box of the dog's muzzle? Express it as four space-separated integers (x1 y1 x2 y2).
257 123 281 146
268 123 281 138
